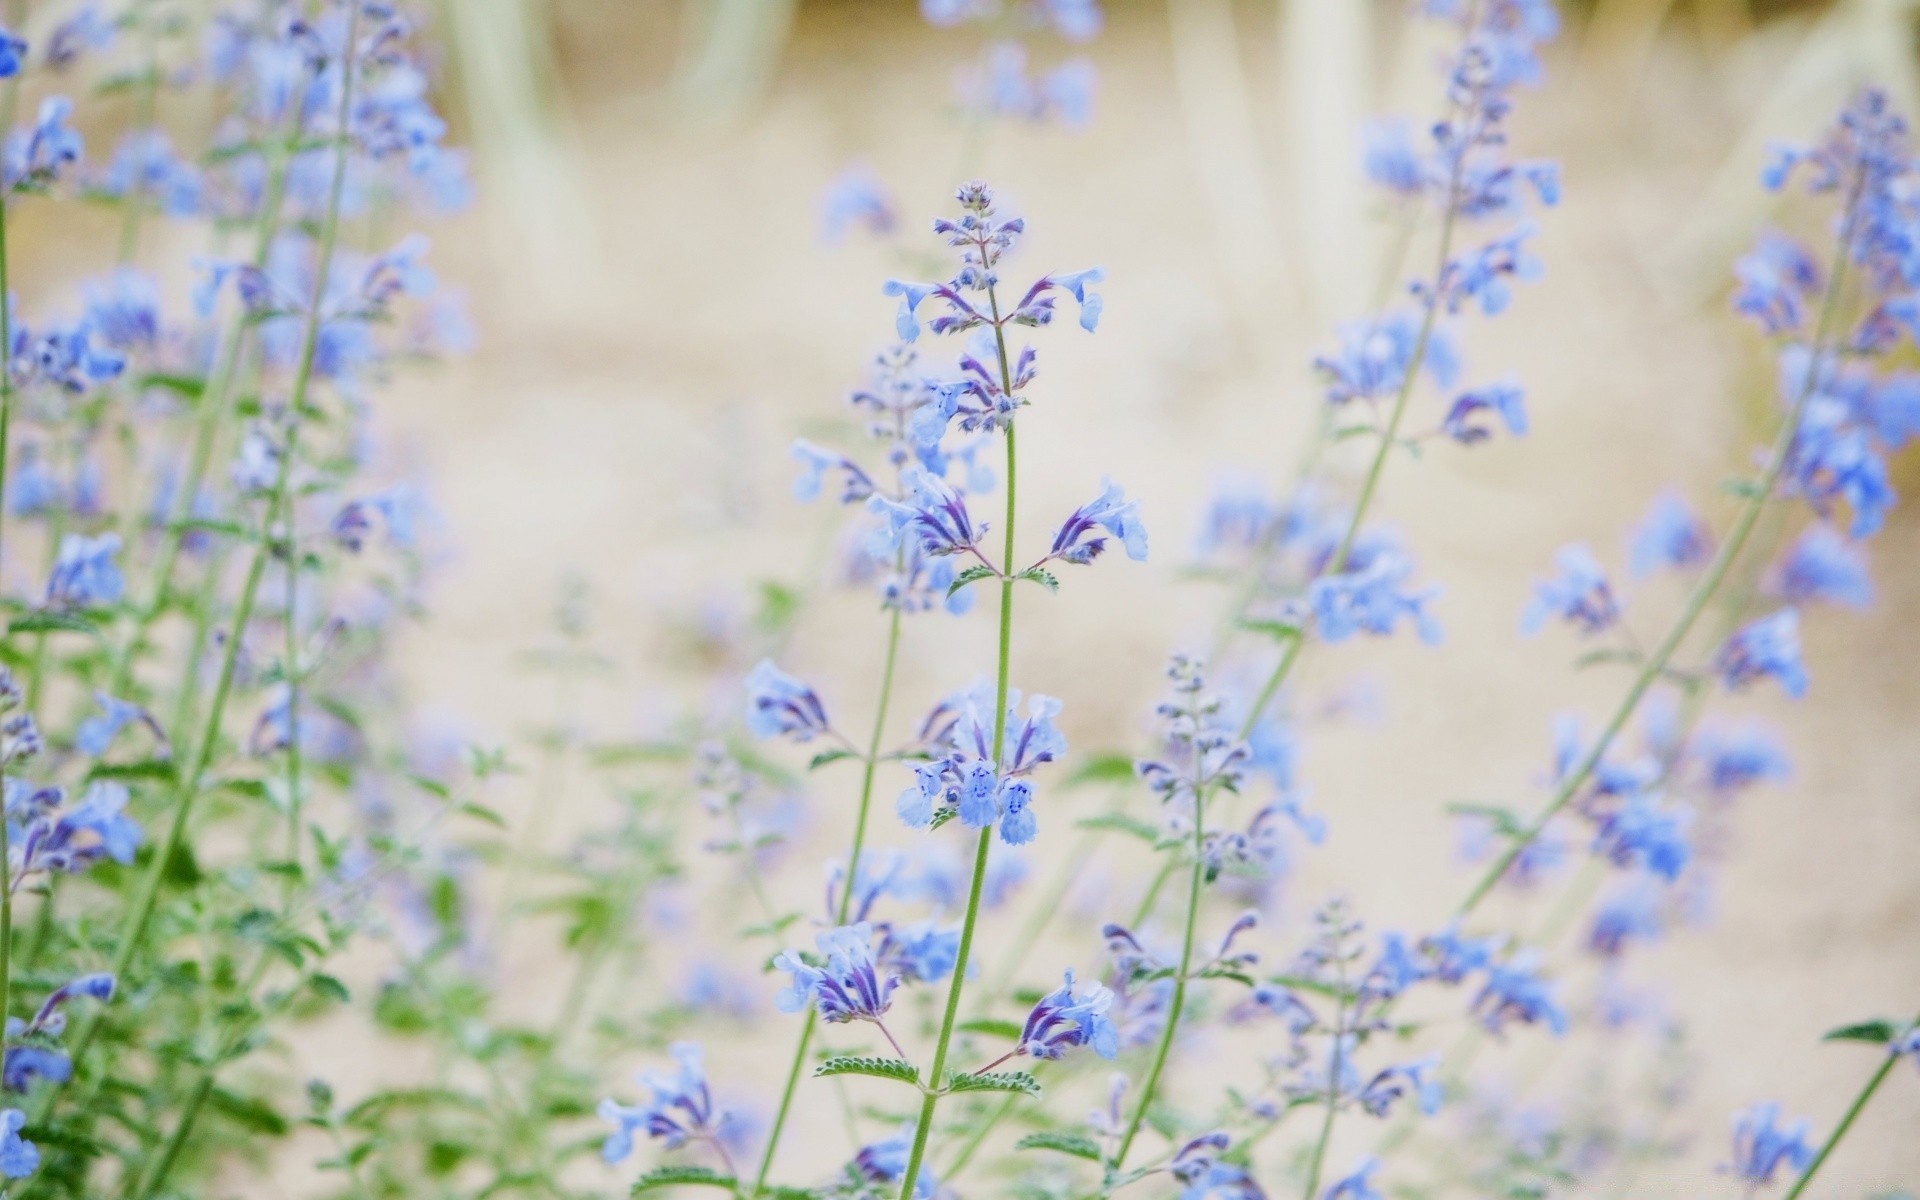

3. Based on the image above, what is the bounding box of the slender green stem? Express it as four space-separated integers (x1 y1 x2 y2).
1455 207 1857 921
281 502 304 895
108 116 298 699
751 604 906 1196
895 277 1024 1200
1301 962 1351 1200
48 2 366 1119
1781 1013 1918 1200
1108 787 1205 1175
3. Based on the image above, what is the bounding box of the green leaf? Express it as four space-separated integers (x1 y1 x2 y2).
1332 423 1380 442
1063 752 1137 789
809 748 856 771
8 611 97 636
1573 648 1641 671
947 564 1000 597
1075 812 1159 844
740 912 803 940
87 759 177 785
815 1056 920 1087
632 1165 738 1193
308 974 351 1004
1017 567 1059 594
208 1088 289 1136
1720 477 1767 501
928 807 958 831
1823 1020 1898 1044
942 1069 1039 1097
1238 618 1302 643
138 371 207 401
1014 1131 1102 1161
1444 801 1528 840
957 1018 1023 1040
457 801 507 828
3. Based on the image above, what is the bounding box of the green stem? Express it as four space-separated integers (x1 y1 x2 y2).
108 118 297 700
1108 787 1205 1175
1780 1015 1917 1200
48 0 365 1124
1454 208 1857 921
1301 965 1351 1200
281 501 304 894
751 604 906 1196
895 280 1024 1200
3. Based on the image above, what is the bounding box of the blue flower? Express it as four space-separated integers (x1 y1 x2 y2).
1314 312 1458 406
1520 544 1619 636
1048 477 1147 564
0 1109 36 1178
1018 969 1118 1060
867 466 986 559
956 761 1000 829
1725 1102 1815 1186
5 96 84 190
1039 0 1103 42
1440 383 1527 443
1047 267 1105 331
0 1047 68 1093
1362 119 1426 196
56 782 142 866
1628 492 1712 576
1321 1157 1382 1200
1470 954 1566 1036
851 1124 939 1198
895 763 948 829
1307 540 1442 645
773 924 898 1024
44 533 123 609
820 164 896 245
74 692 161 758
743 659 832 743
597 1043 727 1162
1591 792 1691 881
874 918 960 984
882 279 940 341
1356 1059 1442 1118
1770 525 1871 608
789 440 875 504
1692 723 1791 794
1171 1135 1263 1200
1714 609 1808 698
1587 882 1665 957
0 28 24 78
1781 390 1894 538
1733 232 1822 334
44 7 114 71
997 779 1036 845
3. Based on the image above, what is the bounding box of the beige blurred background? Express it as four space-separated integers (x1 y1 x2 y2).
359 0 1920 1193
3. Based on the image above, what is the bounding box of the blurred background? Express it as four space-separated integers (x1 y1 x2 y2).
276 0 1920 1192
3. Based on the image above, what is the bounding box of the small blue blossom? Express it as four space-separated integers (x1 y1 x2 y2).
789 440 875 504
851 1124 938 1198
5 96 84 190
1017 969 1118 1060
44 7 114 71
773 924 899 1024
1047 267 1105 331
1692 723 1791 794
1362 118 1425 196
44 533 124 609
0 1109 35 1179
1628 492 1712 576
1588 882 1665 957
874 918 960 984
1724 1102 1815 1186
1591 793 1692 882
1770 525 1871 608
1440 383 1527 443
597 1043 730 1163
1170 1133 1263 1200
1047 477 1147 564
1520 544 1619 636
1321 1157 1382 1200
1714 609 1809 698
1314 312 1459 406
1356 1059 1443 1118
0 28 24 78
743 659 833 743
74 693 162 758
1733 232 1822 334
1307 539 1442 645
956 761 1000 829
997 778 1036 845
867 466 986 559
1470 954 1567 1036
1781 388 1894 538
820 164 895 245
